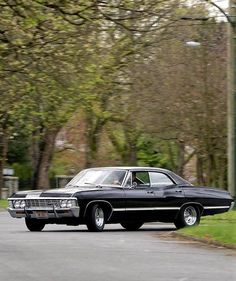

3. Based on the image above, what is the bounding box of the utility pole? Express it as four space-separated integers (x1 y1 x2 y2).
202 0 236 200
228 0 236 199
183 2 236 200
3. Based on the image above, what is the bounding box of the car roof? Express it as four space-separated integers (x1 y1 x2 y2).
85 166 169 172
82 166 191 185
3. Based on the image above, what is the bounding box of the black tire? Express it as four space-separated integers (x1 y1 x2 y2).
86 204 105 232
25 218 45 232
120 222 143 231
174 205 200 229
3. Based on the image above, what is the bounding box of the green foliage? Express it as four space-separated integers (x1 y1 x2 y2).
137 136 173 169
49 162 67 178
11 163 32 181
7 135 30 164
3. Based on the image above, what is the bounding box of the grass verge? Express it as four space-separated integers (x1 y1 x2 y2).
0 199 8 209
178 210 236 246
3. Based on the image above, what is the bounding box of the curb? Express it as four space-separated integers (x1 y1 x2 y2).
171 232 236 250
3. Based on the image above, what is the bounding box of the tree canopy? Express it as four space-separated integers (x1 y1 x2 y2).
0 0 228 196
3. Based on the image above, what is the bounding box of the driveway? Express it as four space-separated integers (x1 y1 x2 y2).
0 211 235 281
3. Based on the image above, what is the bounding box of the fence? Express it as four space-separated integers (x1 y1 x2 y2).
1 176 19 199
1 175 75 199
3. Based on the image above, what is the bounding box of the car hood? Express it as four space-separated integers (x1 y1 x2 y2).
40 187 103 197
10 186 111 198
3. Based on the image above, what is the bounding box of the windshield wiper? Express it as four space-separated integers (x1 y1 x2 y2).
84 183 104 188
65 184 74 188
67 182 103 188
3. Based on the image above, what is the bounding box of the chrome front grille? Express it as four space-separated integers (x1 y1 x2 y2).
26 199 61 208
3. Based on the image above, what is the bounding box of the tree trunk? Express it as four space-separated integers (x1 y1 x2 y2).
123 142 137 165
166 142 176 171
0 130 8 199
107 123 139 166
85 135 97 168
176 140 185 177
0 156 3 199
30 129 41 188
84 114 106 168
196 155 205 186
34 129 59 189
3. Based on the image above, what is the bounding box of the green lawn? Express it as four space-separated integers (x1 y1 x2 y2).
178 210 236 246
0 199 8 209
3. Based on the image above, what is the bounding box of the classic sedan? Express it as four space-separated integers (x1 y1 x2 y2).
7 167 234 232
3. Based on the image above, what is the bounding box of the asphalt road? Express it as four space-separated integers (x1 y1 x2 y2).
0 211 236 281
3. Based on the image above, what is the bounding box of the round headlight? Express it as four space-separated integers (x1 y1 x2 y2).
14 200 21 208
20 200 26 208
60 200 67 208
8 201 13 208
66 200 74 208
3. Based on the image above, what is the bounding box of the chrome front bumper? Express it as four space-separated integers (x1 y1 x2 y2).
7 206 80 219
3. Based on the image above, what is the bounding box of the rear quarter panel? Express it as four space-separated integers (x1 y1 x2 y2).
182 186 233 215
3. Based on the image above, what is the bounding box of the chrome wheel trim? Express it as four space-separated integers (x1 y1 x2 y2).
183 206 197 226
95 207 104 227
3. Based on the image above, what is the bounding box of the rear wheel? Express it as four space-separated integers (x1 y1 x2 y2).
86 204 105 232
25 218 45 232
120 222 143 231
174 205 200 229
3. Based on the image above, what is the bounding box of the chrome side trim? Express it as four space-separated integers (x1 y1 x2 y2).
113 205 230 212
203 206 230 210
113 207 180 211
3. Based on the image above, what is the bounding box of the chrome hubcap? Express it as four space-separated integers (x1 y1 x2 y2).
95 207 104 227
184 206 197 226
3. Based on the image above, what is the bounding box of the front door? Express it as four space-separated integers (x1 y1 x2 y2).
124 171 156 221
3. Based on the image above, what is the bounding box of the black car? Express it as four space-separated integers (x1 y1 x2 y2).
7 167 234 232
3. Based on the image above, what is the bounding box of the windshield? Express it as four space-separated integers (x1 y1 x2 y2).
66 169 127 187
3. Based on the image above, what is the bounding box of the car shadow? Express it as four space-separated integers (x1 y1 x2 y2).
40 225 176 233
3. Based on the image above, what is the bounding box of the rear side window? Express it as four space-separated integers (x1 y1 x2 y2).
149 172 174 187
134 171 150 185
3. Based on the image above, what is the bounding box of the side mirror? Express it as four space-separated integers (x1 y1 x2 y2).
131 182 138 188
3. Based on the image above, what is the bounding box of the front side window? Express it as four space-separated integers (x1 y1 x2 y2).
149 172 174 187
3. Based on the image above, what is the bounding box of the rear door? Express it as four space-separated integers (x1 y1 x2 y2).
149 172 185 221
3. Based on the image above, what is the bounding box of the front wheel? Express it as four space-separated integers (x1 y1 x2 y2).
25 218 45 232
174 205 200 229
86 204 105 232
120 222 143 231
